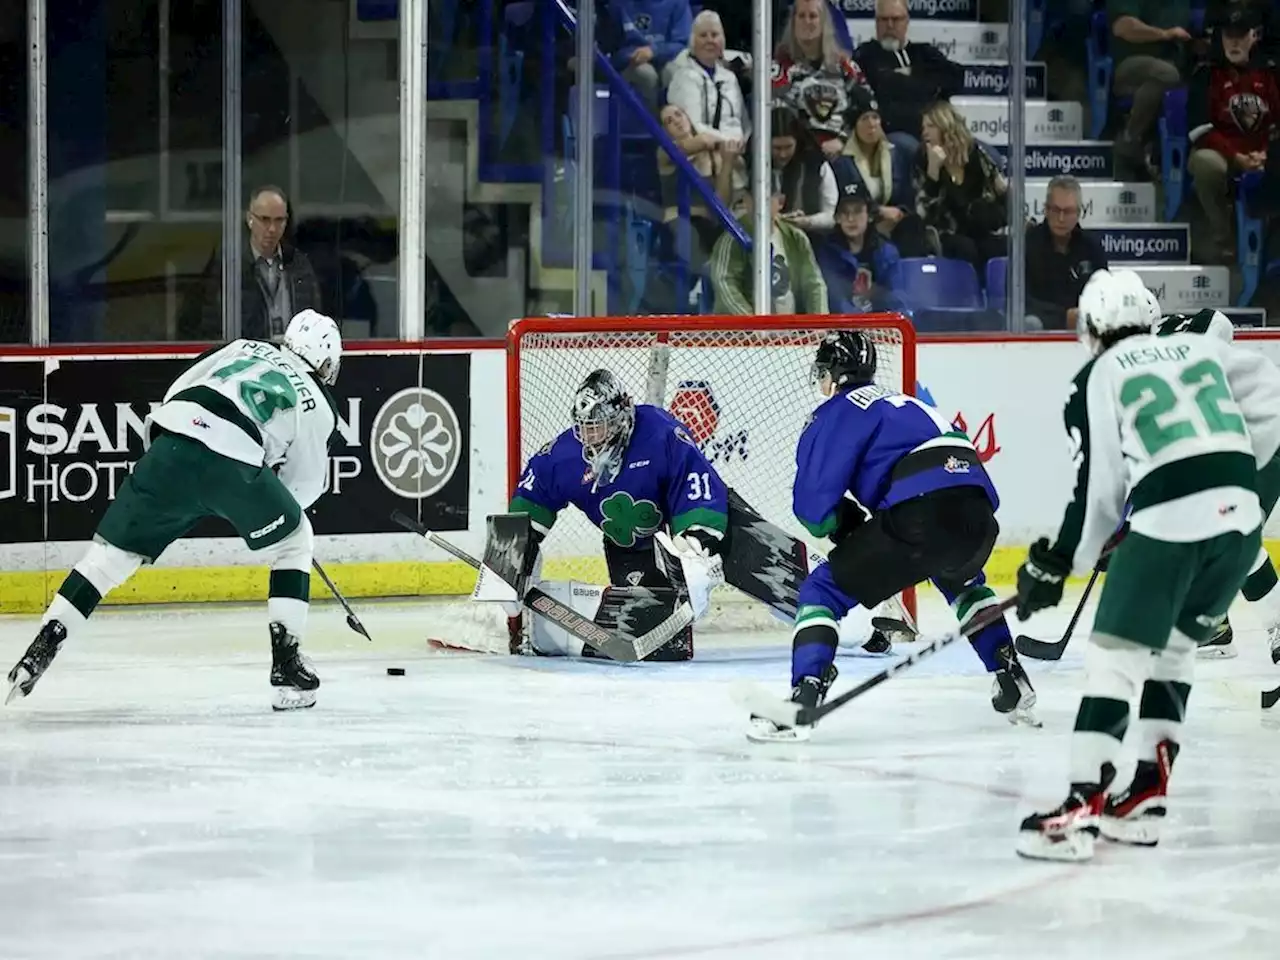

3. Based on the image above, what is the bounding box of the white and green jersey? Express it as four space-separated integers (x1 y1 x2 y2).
1053 330 1272 574
1154 309 1280 466
148 339 337 510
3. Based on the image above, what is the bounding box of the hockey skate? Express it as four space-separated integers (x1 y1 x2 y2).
1016 764 1115 862
270 623 319 711
6 620 68 704
746 665 837 743
1195 618 1235 659
1100 740 1179 847
992 643 1041 727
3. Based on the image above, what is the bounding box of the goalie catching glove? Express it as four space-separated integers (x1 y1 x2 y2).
654 531 725 621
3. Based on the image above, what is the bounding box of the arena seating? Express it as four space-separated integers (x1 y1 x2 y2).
446 0 1273 325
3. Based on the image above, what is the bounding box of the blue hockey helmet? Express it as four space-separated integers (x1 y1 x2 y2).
571 369 635 487
812 330 877 389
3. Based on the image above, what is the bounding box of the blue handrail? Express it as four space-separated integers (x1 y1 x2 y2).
548 0 752 253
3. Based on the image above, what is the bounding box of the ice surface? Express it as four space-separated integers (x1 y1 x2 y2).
2 591 1280 959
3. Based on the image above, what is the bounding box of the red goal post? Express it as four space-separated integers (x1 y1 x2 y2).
506 314 918 624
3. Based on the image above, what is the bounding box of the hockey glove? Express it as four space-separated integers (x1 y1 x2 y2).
1016 538 1072 621
654 531 725 621
1095 522 1129 573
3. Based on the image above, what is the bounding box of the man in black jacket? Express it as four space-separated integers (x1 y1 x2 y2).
185 185 323 341
853 0 964 157
1025 176 1109 330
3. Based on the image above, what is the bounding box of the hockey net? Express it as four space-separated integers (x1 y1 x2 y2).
506 314 918 631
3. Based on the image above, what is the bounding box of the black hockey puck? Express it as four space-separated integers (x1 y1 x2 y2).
386 667 406 676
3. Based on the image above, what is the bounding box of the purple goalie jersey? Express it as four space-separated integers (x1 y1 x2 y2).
510 405 729 549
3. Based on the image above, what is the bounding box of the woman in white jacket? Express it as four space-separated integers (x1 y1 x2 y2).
664 10 751 190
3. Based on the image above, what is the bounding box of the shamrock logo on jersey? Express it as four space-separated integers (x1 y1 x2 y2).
599 492 663 547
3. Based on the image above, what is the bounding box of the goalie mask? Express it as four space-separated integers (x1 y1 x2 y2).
571 369 635 489
812 330 877 394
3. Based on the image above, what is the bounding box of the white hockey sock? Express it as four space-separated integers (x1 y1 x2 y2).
1134 632 1195 762
45 542 145 642
268 568 310 639
1069 637 1153 783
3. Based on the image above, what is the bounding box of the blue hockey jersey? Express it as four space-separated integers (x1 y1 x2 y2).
793 383 998 538
510 404 729 548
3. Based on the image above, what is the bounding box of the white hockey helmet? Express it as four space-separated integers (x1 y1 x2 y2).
1110 269 1162 330
283 309 342 385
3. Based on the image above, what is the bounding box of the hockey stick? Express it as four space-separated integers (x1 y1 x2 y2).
732 596 1018 729
311 560 372 641
1013 564 1101 662
391 510 692 663
1263 685 1280 710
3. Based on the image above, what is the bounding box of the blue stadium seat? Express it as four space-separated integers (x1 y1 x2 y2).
893 258 993 330
498 3 536 148
896 258 984 309
1159 87 1189 222
1027 0 1046 57
1086 12 1113 140
985 256 1008 310
566 85 612 140
1238 171 1267 306
624 208 653 312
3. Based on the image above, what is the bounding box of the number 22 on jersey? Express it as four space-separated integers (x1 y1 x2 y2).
1120 359 1245 457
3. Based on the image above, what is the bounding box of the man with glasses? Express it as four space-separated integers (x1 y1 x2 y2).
188 185 322 341
853 0 963 158
1025 176 1109 330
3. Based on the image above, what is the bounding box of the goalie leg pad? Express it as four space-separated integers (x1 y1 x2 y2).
524 581 603 657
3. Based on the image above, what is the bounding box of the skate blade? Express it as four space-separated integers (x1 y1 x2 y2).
5 669 32 705
1015 829 1095 862
1196 644 1237 660
746 718 812 744
730 680 802 730
271 688 317 712
1008 706 1044 729
1099 817 1160 847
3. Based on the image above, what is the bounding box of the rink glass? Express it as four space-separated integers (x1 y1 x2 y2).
9 0 1067 342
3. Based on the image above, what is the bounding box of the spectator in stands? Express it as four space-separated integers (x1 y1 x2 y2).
771 106 839 234
607 0 693 114
666 10 751 189
1108 0 1193 180
853 0 964 158
709 186 828 315
816 183 903 313
841 87 928 257
1024 175 1110 330
184 185 322 341
656 103 741 267
1188 7 1280 263
914 101 1009 271
772 0 870 161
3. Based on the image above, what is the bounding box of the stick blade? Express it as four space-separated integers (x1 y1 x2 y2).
730 680 803 729
1015 634 1069 661
871 616 918 644
1263 685 1280 710
347 614 372 642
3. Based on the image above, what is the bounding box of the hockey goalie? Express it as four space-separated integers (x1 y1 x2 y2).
485 369 898 661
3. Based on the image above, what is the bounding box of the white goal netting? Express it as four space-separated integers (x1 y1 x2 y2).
507 315 916 630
